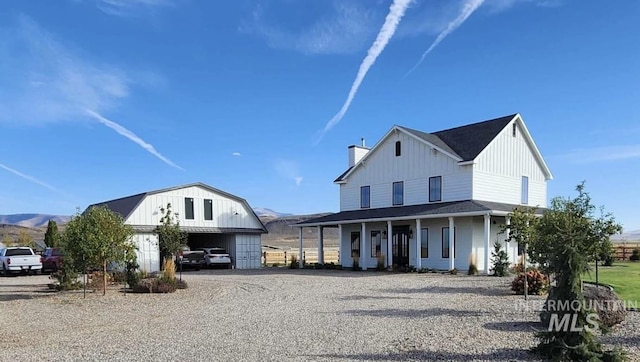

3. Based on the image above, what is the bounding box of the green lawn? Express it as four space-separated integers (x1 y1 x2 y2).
583 262 640 306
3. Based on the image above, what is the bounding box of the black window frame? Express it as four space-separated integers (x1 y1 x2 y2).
360 186 371 209
512 123 517 137
429 176 442 202
184 197 194 220
392 181 404 206
442 227 456 259
370 230 381 258
395 141 401 156
351 232 361 258
204 199 213 221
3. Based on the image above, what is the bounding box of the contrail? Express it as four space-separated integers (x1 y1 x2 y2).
85 109 185 171
404 0 484 78
316 0 412 142
0 163 60 192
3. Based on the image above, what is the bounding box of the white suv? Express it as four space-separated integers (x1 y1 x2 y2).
198 247 232 269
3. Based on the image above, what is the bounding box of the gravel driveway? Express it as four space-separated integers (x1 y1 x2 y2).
1 269 638 361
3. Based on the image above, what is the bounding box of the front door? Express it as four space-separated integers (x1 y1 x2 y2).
392 226 410 267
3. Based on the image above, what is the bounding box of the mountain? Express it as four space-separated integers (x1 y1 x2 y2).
0 214 71 228
260 213 339 249
253 208 292 218
611 229 640 242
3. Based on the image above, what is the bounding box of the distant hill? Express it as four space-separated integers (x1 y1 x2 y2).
0 214 70 228
612 229 640 242
260 213 339 249
253 208 292 218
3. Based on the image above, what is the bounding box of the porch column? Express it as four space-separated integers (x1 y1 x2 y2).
448 217 455 270
338 224 343 266
317 226 324 265
415 219 422 269
298 227 304 268
505 216 511 263
484 214 491 274
387 221 393 267
361 223 367 270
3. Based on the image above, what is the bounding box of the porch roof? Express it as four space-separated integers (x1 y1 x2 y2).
297 200 539 226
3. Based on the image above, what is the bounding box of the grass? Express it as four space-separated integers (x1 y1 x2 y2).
583 261 640 306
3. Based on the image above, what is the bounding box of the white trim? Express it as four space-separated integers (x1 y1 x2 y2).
457 160 477 166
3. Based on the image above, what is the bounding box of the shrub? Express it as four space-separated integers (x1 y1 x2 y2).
162 258 176 281
468 252 478 275
511 269 548 295
272 262 280 267
289 254 299 269
352 256 361 271
601 253 615 267
154 279 177 293
630 249 640 262
87 271 112 291
111 271 126 283
176 279 188 289
490 241 510 277
376 253 386 271
126 260 140 288
449 268 458 275
132 277 178 293
417 267 428 274
50 267 82 291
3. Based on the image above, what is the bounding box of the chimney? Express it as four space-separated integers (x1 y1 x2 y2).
348 138 369 167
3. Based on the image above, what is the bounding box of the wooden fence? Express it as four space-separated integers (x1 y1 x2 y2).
614 243 640 261
262 249 340 266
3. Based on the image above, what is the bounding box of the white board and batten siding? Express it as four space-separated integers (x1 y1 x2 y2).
340 130 472 211
472 119 549 208
132 233 160 272
125 185 263 229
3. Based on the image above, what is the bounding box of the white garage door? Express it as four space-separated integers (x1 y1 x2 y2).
134 233 160 272
234 234 262 269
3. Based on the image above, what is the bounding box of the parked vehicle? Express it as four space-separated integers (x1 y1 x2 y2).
0 247 43 275
42 247 64 273
197 247 232 269
176 246 205 271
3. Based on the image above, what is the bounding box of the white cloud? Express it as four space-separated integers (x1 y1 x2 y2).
0 163 60 193
241 2 379 55
275 159 303 186
561 145 640 163
404 0 484 77
232 152 242 157
86 110 184 170
316 0 412 141
96 0 174 17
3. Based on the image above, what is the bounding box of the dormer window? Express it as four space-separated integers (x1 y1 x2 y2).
395 141 401 156
512 123 517 137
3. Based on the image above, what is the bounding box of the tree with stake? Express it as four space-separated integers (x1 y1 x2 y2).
155 203 187 261
503 206 538 300
63 206 136 295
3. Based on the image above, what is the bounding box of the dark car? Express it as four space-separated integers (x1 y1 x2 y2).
42 247 63 273
175 247 205 271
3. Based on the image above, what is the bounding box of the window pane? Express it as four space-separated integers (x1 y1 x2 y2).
521 176 529 204
185 198 194 220
361 186 370 208
204 199 213 220
393 182 403 205
420 228 429 258
429 176 442 202
442 227 450 258
395 141 401 156
351 232 360 258
370 231 381 257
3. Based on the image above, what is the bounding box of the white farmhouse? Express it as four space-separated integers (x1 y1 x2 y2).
88 183 267 272
297 114 552 273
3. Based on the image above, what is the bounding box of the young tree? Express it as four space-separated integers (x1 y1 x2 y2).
490 241 510 277
44 219 60 248
534 183 625 361
503 206 539 299
17 230 35 249
1 233 13 247
155 203 187 261
63 206 136 295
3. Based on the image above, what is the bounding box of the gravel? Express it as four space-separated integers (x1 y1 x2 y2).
1 270 638 361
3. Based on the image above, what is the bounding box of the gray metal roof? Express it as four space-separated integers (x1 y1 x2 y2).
87 182 267 233
297 200 541 225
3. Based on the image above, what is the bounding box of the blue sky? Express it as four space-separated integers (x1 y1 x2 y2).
0 0 639 230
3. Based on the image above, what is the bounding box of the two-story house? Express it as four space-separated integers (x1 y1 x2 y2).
297 114 552 273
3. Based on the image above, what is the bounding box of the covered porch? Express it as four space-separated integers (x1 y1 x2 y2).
295 200 522 274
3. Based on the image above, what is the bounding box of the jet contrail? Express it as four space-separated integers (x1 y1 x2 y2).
85 109 185 171
0 163 60 192
404 0 484 78
316 0 412 142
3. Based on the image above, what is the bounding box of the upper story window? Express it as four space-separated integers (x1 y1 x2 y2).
360 186 371 208
521 176 529 204
429 176 442 202
185 197 194 220
392 181 404 206
395 141 401 156
512 123 517 137
204 199 213 220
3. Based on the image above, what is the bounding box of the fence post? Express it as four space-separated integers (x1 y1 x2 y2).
263 251 266 267
284 251 287 266
303 251 306 266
